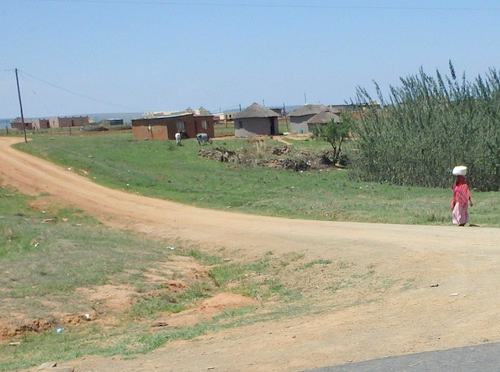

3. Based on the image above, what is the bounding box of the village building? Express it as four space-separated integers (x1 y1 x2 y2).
288 104 329 133
10 117 33 130
233 103 279 138
32 118 50 129
215 111 238 124
306 110 341 133
131 113 214 141
11 116 90 130
50 116 90 128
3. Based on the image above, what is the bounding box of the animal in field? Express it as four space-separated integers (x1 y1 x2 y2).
175 132 182 145
196 133 212 145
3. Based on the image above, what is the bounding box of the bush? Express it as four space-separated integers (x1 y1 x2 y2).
351 61 500 191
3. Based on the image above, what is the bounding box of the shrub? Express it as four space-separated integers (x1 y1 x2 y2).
351 61 500 191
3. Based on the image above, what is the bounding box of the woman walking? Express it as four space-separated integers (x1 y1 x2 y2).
451 166 473 226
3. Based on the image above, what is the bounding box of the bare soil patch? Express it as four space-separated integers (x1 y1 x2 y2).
2 137 500 371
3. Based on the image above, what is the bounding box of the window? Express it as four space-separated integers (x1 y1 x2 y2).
201 120 208 130
176 121 185 131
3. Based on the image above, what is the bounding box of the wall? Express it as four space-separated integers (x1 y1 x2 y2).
235 118 276 137
131 115 215 141
132 123 168 141
57 116 90 127
289 115 315 133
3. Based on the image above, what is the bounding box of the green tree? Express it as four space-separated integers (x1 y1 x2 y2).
313 114 352 161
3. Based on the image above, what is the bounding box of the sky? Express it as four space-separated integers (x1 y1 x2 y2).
1 0 500 119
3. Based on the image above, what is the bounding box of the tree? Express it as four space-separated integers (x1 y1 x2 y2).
313 114 352 161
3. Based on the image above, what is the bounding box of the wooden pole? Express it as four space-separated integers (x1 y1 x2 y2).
15 68 28 143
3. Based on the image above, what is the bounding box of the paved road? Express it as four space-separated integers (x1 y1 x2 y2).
307 342 500 371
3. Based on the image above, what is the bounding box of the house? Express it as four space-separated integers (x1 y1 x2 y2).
50 116 90 128
306 110 341 133
216 111 237 124
288 104 329 133
131 113 215 141
10 117 32 130
11 115 90 130
233 103 279 137
32 119 50 129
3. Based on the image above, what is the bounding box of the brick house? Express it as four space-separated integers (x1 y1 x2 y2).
10 117 33 130
131 113 215 141
11 116 90 130
50 116 90 128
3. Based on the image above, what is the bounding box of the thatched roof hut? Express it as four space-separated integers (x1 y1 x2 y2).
234 103 280 119
288 104 329 133
234 103 279 137
306 110 341 133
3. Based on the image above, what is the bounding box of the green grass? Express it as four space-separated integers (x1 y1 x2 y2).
0 186 170 312
12 131 500 226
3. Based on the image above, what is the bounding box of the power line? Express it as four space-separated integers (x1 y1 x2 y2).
16 0 500 12
17 69 141 112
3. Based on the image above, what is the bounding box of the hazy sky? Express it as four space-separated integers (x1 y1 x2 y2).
1 0 499 118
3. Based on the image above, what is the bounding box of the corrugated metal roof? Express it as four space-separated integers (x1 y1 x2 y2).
153 113 193 119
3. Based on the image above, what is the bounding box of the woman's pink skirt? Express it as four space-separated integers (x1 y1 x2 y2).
452 203 469 225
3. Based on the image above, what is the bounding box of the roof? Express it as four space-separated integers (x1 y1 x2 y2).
11 117 32 124
288 104 329 117
153 113 193 119
307 110 341 125
234 103 279 119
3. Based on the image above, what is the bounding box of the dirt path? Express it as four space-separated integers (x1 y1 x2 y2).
2 136 500 371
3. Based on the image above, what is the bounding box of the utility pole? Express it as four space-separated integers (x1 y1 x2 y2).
15 68 28 143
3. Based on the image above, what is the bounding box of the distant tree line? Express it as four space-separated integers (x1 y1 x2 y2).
350 61 500 191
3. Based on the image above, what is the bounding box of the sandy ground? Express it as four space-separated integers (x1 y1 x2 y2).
1 136 500 372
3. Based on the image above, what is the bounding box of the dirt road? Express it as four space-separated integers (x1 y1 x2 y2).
2 136 500 372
